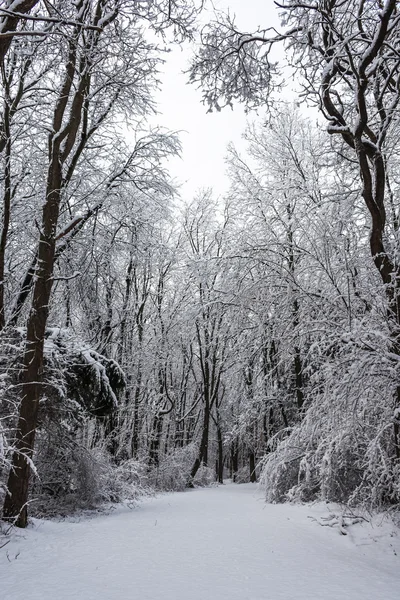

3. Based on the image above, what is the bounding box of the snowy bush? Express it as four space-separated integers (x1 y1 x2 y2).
101 455 151 504
0 327 132 517
232 466 250 484
31 425 152 517
148 443 198 491
261 322 400 508
192 465 216 487
31 437 101 516
147 444 216 491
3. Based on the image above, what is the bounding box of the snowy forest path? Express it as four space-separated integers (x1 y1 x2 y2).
1 483 399 600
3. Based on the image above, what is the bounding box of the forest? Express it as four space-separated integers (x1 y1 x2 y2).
0 0 400 531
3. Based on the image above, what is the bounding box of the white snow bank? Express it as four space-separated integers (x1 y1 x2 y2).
1 484 399 600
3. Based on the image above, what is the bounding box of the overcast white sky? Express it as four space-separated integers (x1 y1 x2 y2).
153 0 283 200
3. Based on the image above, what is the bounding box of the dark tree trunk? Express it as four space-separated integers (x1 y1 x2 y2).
293 344 304 412
163 421 171 457
212 401 224 484
188 397 210 484
131 381 141 458
149 413 163 467
3 152 62 527
249 451 257 483
395 386 400 460
118 255 134 364
286 201 305 416
231 440 239 482
216 424 224 484
187 318 215 485
2 17 91 525
99 280 113 356
0 103 11 330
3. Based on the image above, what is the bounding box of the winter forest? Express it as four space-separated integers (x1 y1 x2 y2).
1 0 400 550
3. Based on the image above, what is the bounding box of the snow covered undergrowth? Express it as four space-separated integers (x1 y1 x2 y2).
1 483 399 600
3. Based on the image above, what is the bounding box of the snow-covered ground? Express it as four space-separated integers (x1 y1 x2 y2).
1 483 399 600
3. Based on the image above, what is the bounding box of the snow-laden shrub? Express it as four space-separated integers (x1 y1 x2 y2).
261 322 400 508
31 441 100 516
100 455 151 504
148 443 198 491
192 465 215 487
0 327 131 517
233 466 251 484
260 424 362 503
31 429 151 517
147 443 216 491
260 446 305 503
43 328 125 419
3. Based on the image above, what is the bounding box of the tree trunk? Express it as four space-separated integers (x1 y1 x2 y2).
231 441 239 482
3 15 89 525
188 398 210 485
0 107 11 330
131 378 142 458
293 344 304 412
216 423 224 483
249 451 257 483
149 413 163 467
3 152 62 527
